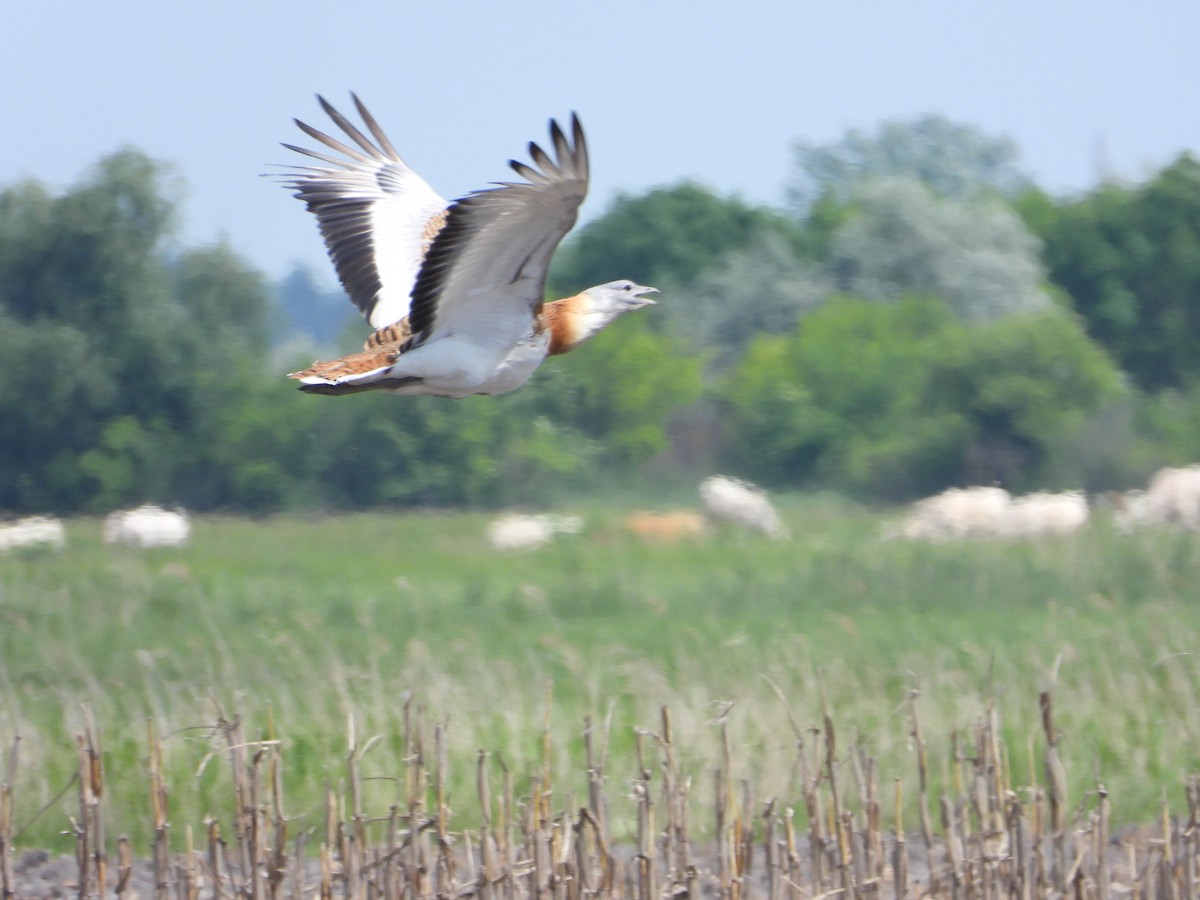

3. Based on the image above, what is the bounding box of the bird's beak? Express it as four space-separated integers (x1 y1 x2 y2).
630 285 659 307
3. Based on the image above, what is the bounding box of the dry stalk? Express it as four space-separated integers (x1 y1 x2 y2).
267 705 287 899
74 703 106 899
634 729 654 900
404 697 429 900
1 735 17 900
738 778 754 891
1040 690 1068 896
893 779 908 900
114 833 132 896
583 713 609 841
1097 783 1111 900
908 689 939 896
344 714 363 899
821 696 855 900
941 792 963 900
478 751 498 900
182 824 200 900
658 706 690 887
762 798 779 900
798 723 825 893
146 719 170 898
436 722 455 893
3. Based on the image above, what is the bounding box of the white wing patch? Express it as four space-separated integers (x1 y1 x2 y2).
278 94 447 328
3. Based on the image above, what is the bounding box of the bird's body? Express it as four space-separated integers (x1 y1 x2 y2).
278 96 656 398
292 280 658 396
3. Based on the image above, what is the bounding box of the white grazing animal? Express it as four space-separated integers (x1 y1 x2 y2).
898 486 1012 542
897 487 1092 541
103 506 191 548
279 95 656 398
699 476 789 538
487 514 583 551
1003 491 1089 537
1143 465 1200 528
0 516 65 553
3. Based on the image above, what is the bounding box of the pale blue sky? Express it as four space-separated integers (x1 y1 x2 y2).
5 1 1198 285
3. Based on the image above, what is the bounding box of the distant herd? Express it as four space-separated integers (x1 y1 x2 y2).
485 465 1200 551
887 465 1200 543
3 466 1200 555
0 505 190 554
485 476 790 551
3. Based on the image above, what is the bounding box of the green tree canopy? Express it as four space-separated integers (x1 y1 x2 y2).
0 151 277 512
1023 153 1200 390
720 296 1125 498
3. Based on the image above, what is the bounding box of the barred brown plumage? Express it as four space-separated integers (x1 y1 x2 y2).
363 320 412 351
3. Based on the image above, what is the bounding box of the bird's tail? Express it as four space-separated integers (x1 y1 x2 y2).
288 345 400 393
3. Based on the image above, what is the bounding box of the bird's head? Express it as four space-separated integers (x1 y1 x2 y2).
581 280 660 318
545 280 659 355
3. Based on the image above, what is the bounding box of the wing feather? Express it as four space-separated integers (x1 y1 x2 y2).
351 93 402 160
550 120 571 162
277 95 448 329
404 114 588 356
507 161 548 184
290 119 376 167
525 141 558 178
315 94 390 163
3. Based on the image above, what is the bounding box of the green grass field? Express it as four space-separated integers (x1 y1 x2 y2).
3 496 1200 851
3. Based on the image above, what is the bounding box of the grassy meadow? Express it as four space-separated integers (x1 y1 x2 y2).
3 495 1200 853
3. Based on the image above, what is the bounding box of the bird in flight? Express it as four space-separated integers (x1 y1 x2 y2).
278 95 658 398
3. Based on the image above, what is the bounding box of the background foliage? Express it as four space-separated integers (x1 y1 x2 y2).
2 119 1199 513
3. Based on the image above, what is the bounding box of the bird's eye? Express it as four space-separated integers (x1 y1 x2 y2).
622 283 632 291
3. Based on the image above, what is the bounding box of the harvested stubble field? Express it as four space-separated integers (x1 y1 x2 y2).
3 498 1200 897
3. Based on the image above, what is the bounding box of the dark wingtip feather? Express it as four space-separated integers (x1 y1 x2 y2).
351 93 401 161
527 139 556 175
550 119 568 153
570 114 588 180
310 94 389 162
316 94 338 118
509 160 543 182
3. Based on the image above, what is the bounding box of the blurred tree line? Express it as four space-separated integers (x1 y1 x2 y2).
2 117 1199 514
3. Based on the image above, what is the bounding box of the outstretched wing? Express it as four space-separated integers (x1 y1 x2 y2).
278 94 448 329
404 114 588 357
